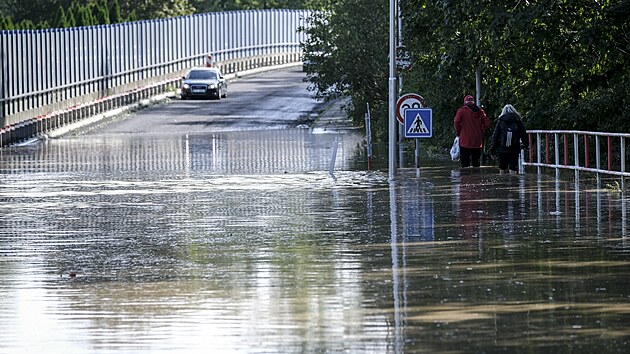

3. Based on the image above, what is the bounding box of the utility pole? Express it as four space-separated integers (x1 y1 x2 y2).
388 0 397 180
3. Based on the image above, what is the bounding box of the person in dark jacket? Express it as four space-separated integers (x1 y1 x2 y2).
453 95 490 168
490 104 529 174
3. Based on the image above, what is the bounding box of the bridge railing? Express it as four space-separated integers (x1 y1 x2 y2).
524 130 629 188
0 9 312 146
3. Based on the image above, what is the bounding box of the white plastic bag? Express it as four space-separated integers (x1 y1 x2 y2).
450 137 460 162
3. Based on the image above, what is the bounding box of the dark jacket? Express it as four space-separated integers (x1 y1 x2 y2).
490 112 529 154
453 103 490 148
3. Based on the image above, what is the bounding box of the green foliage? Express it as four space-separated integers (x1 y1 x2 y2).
303 0 630 150
77 5 95 26
190 0 332 12
1 0 331 29
117 0 194 20
301 0 390 141
108 0 122 23
65 5 76 27
403 0 630 151
92 0 110 25
126 9 137 22
66 0 79 27
0 15 15 30
17 19 36 29
54 6 69 28
1 0 197 29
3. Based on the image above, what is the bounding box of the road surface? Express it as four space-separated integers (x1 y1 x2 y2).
86 67 327 135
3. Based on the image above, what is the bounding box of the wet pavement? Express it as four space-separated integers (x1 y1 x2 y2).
1 121 630 353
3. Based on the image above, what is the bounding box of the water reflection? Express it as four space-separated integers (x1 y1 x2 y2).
0 129 362 176
387 168 630 352
0 132 629 353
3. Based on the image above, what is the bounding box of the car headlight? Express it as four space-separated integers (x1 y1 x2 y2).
182 84 190 89
209 84 216 89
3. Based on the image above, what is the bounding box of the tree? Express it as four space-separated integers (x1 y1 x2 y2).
0 0 330 29
76 4 95 26
108 0 122 23
117 0 194 20
190 0 332 13
54 6 69 28
92 0 110 24
0 15 15 30
126 9 137 22
5 0 67 26
16 19 36 29
66 0 80 27
301 0 630 151
301 0 391 141
401 0 630 152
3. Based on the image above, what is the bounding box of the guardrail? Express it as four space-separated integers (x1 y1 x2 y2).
0 10 311 146
524 130 629 188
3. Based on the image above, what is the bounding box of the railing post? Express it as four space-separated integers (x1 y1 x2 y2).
596 135 601 188
584 135 589 169
574 133 579 182
562 133 569 166
524 130 629 185
537 133 541 174
554 133 560 179
621 136 626 190
608 136 613 171
528 134 533 163
546 133 550 165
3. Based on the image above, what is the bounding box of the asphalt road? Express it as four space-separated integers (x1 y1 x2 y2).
87 66 326 136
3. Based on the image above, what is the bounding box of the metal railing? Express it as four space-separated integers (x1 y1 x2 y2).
0 10 312 146
524 130 630 188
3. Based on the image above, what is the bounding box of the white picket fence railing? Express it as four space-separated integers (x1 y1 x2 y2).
524 130 630 188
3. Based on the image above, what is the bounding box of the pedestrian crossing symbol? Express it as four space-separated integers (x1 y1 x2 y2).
404 108 432 138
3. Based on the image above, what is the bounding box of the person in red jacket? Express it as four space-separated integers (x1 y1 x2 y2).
453 95 490 168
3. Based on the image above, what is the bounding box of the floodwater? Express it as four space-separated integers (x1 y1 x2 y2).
1 129 629 353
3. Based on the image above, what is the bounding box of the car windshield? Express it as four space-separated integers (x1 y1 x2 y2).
187 70 217 80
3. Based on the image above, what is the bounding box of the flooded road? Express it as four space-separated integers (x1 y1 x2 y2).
1 129 630 353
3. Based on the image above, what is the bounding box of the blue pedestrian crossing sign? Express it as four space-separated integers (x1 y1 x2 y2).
404 108 432 138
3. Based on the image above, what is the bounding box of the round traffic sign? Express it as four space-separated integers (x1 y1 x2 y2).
396 93 427 124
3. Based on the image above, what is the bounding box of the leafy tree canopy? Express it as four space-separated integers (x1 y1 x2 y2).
301 0 390 140
302 0 630 146
0 0 332 29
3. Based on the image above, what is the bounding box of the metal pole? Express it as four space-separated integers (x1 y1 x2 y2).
476 66 483 165
388 0 397 180
397 0 404 171
329 136 339 178
475 66 481 107
365 104 372 170
621 137 626 190
415 139 420 168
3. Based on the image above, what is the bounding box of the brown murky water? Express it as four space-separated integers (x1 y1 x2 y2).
1 129 629 353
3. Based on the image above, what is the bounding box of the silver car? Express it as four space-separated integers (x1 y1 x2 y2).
180 67 228 100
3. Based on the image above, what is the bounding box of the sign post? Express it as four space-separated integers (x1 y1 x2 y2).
396 94 428 167
404 107 432 168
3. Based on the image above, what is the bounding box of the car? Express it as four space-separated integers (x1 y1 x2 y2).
180 67 228 100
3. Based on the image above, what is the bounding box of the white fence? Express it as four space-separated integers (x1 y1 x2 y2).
524 130 630 188
0 9 311 145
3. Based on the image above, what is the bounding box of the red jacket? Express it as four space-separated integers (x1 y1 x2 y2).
454 104 490 148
